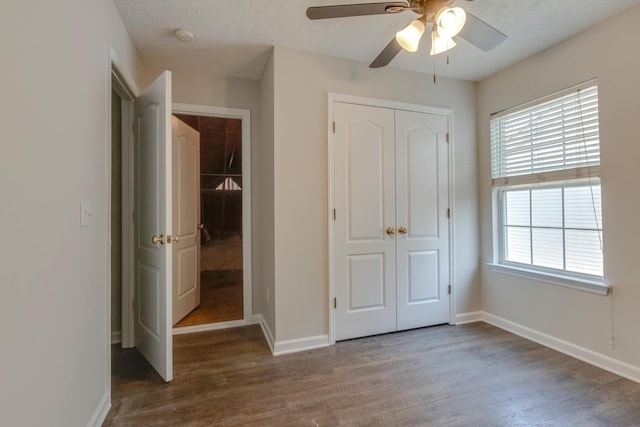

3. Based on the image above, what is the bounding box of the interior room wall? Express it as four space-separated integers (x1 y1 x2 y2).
271 46 479 343
257 50 277 339
477 4 640 375
0 0 144 425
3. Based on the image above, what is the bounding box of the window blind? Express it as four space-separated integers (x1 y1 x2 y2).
491 83 600 187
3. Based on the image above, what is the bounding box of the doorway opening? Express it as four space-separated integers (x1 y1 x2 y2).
174 114 244 327
108 66 254 390
171 103 252 334
110 64 137 350
111 85 124 345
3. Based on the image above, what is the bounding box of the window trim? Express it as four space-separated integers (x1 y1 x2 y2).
489 81 607 295
486 262 610 295
493 177 607 295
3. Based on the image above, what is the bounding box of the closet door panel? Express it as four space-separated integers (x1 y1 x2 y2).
395 110 450 331
333 102 396 341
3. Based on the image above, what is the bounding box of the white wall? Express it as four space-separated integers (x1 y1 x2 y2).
477 5 640 373
271 47 479 342
0 0 144 426
257 52 277 335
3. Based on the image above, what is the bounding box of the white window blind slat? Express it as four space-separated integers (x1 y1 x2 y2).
491 84 600 184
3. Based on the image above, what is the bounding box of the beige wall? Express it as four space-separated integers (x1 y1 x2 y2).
271 47 480 342
477 5 640 369
0 0 144 425
257 51 277 335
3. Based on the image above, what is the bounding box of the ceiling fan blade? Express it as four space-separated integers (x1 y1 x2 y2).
369 37 403 68
458 11 507 51
307 2 409 20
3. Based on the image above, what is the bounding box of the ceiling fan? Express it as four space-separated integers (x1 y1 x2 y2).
306 0 507 68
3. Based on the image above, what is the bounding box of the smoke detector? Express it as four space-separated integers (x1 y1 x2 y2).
173 29 195 42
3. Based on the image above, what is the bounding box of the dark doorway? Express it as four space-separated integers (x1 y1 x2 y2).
174 114 244 326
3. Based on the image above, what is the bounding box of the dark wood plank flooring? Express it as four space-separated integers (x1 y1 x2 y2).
105 323 640 426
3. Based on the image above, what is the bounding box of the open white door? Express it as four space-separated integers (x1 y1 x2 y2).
133 71 173 382
171 116 201 324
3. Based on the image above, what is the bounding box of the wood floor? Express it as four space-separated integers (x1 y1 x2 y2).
105 323 640 426
175 270 243 327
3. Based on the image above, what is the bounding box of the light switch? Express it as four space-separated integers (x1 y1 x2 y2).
81 202 92 227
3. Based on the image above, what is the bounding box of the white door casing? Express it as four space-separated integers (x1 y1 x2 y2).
331 98 451 342
395 110 450 330
171 116 201 325
133 71 173 382
333 102 397 341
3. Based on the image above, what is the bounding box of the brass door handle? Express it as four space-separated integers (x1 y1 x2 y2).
168 235 179 244
152 234 165 245
197 223 204 230
398 226 408 234
386 227 395 235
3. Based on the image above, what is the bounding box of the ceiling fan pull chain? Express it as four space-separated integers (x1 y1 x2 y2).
447 54 450 65
433 62 437 84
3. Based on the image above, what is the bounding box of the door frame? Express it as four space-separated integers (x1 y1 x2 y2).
327 93 456 345
109 47 140 352
171 103 253 334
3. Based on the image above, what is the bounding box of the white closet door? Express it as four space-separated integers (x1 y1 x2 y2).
395 110 450 330
333 102 397 341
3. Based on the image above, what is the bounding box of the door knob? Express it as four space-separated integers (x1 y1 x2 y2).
168 235 179 244
152 234 165 245
386 227 395 235
398 226 408 234
197 223 204 230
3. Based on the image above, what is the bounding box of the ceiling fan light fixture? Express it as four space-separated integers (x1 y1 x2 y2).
435 7 466 38
396 19 425 52
430 29 456 55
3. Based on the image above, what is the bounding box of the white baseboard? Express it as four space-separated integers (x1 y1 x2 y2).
482 312 640 384
455 311 484 325
86 390 110 427
111 331 122 345
173 319 247 335
274 335 330 356
253 314 275 354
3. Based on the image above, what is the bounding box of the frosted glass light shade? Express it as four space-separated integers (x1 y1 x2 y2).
430 30 456 55
435 7 466 38
396 20 425 52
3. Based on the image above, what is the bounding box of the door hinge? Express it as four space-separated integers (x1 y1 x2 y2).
333 297 337 309
446 133 450 143
333 209 336 220
448 284 451 295
333 121 336 133
447 208 450 218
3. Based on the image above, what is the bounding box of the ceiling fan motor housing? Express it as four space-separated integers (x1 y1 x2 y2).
409 0 455 20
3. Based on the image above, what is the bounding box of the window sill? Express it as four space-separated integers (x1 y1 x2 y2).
486 263 611 296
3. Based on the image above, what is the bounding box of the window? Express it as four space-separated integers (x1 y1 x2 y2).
490 82 604 286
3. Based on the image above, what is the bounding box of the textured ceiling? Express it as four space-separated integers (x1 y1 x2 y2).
113 0 640 81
